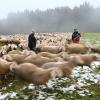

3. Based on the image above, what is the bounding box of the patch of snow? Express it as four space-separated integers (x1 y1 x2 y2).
28 84 35 89
0 93 10 100
66 85 76 91
10 92 17 98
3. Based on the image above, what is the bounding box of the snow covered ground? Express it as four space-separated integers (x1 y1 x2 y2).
0 61 100 99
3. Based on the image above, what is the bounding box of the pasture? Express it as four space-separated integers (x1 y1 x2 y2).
81 33 100 44
0 32 100 100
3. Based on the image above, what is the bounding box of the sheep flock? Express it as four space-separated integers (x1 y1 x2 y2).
0 32 100 99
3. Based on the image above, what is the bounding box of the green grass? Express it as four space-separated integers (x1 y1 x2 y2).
81 33 100 44
1 79 100 99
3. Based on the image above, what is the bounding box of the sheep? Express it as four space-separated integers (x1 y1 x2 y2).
37 52 65 62
18 42 28 50
52 57 64 62
65 39 72 44
91 45 100 53
41 61 68 69
67 54 100 68
0 58 14 74
3 54 27 64
21 49 37 56
8 50 22 54
41 61 73 79
0 45 9 56
37 45 63 54
57 52 70 61
0 38 20 46
0 44 18 57
37 52 58 58
23 55 57 67
7 44 18 50
41 56 87 80
65 43 89 54
10 62 64 85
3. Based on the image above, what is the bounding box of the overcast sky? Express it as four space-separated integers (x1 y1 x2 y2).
0 0 100 19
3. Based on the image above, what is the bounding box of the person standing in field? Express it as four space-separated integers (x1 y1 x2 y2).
72 29 81 43
28 29 37 50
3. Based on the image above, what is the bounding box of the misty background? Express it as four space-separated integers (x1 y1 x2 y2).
0 2 100 34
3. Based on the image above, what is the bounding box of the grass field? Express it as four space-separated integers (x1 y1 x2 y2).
0 33 100 100
81 33 100 44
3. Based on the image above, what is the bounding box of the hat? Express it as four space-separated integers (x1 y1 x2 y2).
32 29 35 33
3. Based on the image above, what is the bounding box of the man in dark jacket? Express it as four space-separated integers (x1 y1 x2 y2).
72 29 81 43
28 29 36 50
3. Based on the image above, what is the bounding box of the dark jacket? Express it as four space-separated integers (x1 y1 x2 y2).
28 33 36 50
72 31 81 40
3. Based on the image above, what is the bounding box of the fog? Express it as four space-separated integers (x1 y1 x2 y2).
0 2 100 34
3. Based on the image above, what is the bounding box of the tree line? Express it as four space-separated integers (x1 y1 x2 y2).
0 2 100 34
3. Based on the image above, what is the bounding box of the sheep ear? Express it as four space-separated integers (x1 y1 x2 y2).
10 62 18 72
77 58 84 64
50 68 63 79
3 55 13 61
2 55 7 60
93 54 100 60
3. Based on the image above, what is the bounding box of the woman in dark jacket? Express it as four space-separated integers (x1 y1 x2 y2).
72 29 81 43
28 30 36 50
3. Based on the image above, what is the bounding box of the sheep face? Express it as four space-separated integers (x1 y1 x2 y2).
50 68 63 79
